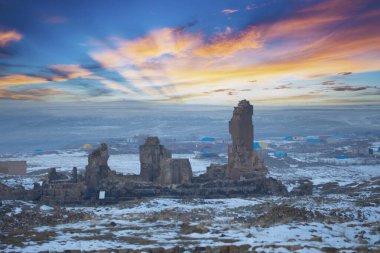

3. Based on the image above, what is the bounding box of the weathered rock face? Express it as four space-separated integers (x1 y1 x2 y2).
47 167 67 183
84 143 110 192
206 164 228 180
72 167 78 183
103 176 287 200
139 137 172 182
41 182 85 204
227 100 266 180
139 137 192 185
159 158 192 185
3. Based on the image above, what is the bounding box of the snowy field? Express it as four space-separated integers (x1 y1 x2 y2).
1 192 379 252
1 146 380 252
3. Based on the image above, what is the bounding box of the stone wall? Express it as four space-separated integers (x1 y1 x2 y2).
84 143 111 192
205 164 228 180
159 158 192 185
0 161 27 175
139 137 172 183
41 182 85 204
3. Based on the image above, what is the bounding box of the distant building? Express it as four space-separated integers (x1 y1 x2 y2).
0 161 27 175
305 137 322 143
274 151 287 158
293 136 305 141
283 136 305 141
369 145 380 155
200 137 216 142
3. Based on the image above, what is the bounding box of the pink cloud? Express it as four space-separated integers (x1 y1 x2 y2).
221 9 239 15
0 30 22 47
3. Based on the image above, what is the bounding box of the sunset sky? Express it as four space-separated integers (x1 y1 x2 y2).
0 0 380 105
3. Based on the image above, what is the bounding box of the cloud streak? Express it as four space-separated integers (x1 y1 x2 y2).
1 0 380 104
0 30 22 47
0 74 48 86
0 88 65 100
330 85 370 92
85 0 380 104
221 9 239 15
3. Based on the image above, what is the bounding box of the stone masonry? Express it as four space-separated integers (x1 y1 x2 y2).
227 99 267 179
140 136 192 185
84 143 110 192
159 158 192 185
139 137 172 182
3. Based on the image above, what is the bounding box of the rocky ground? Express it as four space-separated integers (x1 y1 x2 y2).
0 175 379 252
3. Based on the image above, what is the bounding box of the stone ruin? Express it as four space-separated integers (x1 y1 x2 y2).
27 100 295 204
140 137 192 185
139 136 171 182
84 143 111 192
205 99 267 181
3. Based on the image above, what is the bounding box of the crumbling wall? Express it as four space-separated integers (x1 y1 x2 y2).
159 158 192 185
206 164 228 180
47 167 69 183
0 161 27 175
41 182 85 204
84 143 110 192
139 137 171 182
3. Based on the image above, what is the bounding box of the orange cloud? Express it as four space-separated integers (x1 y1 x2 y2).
92 28 201 69
50 64 96 80
0 65 98 88
194 27 261 57
87 0 380 104
0 30 22 47
0 74 48 86
0 88 65 100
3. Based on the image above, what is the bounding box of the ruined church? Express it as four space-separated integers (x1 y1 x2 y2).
37 100 288 204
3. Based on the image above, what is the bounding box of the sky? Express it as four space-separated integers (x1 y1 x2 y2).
0 0 380 106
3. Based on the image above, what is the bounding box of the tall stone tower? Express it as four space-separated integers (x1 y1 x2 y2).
227 100 266 180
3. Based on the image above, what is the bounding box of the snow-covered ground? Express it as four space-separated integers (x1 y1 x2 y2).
2 194 379 252
269 164 380 187
1 145 380 252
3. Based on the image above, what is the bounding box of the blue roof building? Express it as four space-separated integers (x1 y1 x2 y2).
274 151 287 158
306 138 321 143
200 137 216 142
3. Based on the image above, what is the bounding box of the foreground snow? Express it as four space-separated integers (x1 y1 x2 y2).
1 194 379 252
